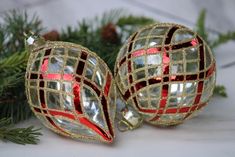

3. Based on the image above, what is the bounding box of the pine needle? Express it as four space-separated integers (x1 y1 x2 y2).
196 9 208 42
211 31 235 49
213 85 227 97
0 118 42 145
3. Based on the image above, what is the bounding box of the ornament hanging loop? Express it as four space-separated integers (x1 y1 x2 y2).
24 31 46 51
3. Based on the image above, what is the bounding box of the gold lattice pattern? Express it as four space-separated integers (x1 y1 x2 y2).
114 23 216 126
25 40 116 143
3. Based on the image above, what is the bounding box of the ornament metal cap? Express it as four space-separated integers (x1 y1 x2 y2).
24 31 45 51
116 95 143 132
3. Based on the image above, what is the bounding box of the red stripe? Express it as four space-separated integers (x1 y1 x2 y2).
119 57 126 67
82 78 114 138
48 110 76 120
40 58 58 130
73 82 82 114
79 117 112 142
165 26 179 44
45 116 69 135
135 81 147 91
192 37 205 106
30 73 38 79
132 49 145 57
127 60 132 73
80 51 88 60
147 47 161 54
123 90 131 101
83 79 101 96
165 108 177 114
101 96 114 137
33 105 113 141
33 107 112 141
149 26 178 121
117 27 195 68
104 73 112 97
179 107 190 113
118 38 199 68
206 63 215 77
39 57 72 134
183 36 205 119
33 107 42 113
34 107 75 120
122 63 214 101
149 48 170 121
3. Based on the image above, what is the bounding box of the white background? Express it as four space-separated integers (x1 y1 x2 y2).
0 0 235 157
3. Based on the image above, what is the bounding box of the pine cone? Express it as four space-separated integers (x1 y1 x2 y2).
43 30 60 41
101 23 119 44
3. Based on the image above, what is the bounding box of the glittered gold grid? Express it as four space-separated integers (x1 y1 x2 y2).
115 23 216 126
25 41 116 143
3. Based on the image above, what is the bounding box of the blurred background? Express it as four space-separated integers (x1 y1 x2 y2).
0 0 234 31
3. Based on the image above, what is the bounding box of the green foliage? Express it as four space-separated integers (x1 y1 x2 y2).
196 9 208 41
195 9 235 50
0 118 42 145
117 15 155 27
61 12 155 71
97 9 125 26
195 9 234 97
0 10 43 124
213 85 227 97
0 51 29 94
0 10 43 57
211 31 235 48
61 21 120 71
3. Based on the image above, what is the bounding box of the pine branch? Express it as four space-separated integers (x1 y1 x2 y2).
0 98 33 124
0 73 23 95
0 24 4 54
0 50 28 71
211 31 235 49
213 85 227 97
117 15 155 27
0 50 31 123
61 20 91 44
195 9 208 42
0 118 42 145
0 51 29 94
99 9 125 26
0 10 43 124
61 11 155 71
1 10 43 57
195 9 235 50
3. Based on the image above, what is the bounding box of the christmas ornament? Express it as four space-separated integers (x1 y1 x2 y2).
114 23 216 126
25 34 116 143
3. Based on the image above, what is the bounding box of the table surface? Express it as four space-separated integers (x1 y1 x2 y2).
1 0 235 157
